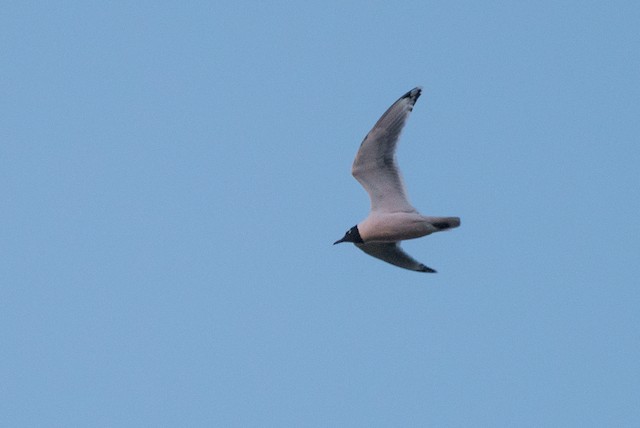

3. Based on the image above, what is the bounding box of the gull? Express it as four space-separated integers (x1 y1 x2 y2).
334 87 460 273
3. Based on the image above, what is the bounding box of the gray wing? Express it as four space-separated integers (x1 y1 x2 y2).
356 241 436 273
352 87 422 213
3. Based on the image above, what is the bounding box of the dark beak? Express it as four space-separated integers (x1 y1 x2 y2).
333 238 345 245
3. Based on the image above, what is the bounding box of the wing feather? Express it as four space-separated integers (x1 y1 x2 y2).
352 87 422 213
356 241 436 273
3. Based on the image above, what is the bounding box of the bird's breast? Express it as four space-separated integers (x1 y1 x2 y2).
358 212 435 242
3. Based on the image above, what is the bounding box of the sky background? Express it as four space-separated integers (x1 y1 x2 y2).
2 1 639 426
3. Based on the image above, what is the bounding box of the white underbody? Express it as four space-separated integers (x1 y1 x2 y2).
358 211 460 243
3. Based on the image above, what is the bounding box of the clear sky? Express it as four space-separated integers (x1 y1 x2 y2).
2 1 639 426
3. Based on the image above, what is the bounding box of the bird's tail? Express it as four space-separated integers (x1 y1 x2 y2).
425 216 461 231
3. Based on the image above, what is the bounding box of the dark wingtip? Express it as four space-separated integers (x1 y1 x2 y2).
419 265 437 273
401 87 422 103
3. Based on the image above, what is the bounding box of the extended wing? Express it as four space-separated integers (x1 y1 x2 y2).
351 87 422 213
356 241 436 273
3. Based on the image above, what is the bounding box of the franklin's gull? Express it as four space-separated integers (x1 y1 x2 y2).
334 87 460 273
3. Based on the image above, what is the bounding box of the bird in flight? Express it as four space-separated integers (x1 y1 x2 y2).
334 87 460 273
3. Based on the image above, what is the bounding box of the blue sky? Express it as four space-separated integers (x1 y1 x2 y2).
2 1 639 426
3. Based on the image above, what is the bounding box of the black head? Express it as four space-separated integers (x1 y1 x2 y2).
333 225 363 245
